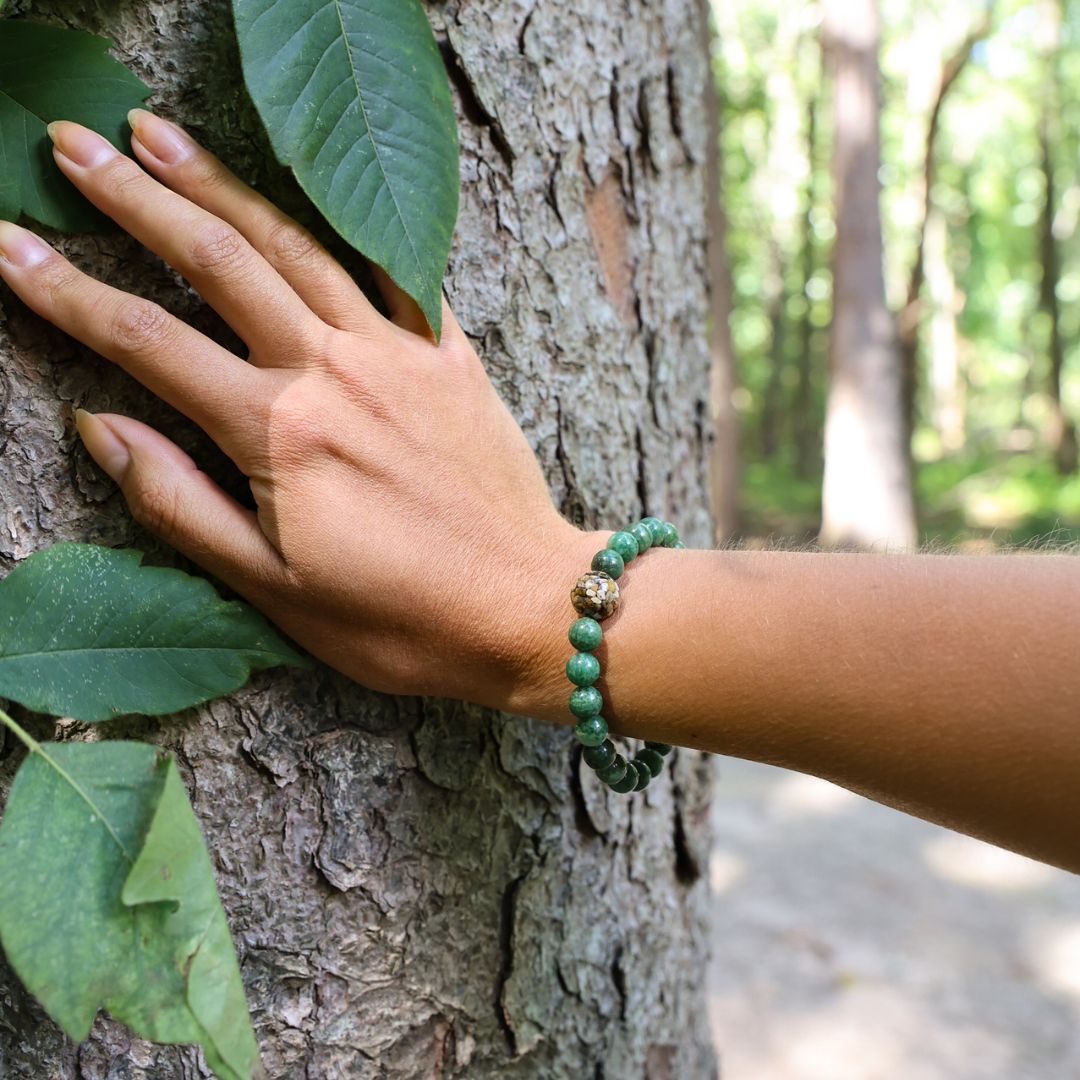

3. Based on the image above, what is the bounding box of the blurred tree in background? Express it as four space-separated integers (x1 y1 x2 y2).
710 0 1080 547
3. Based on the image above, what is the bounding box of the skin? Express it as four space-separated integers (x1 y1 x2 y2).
0 114 1077 872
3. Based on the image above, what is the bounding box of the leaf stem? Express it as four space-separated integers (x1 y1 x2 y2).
0 706 133 859
0 705 43 755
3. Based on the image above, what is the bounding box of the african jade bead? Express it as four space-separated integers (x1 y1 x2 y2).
571 571 620 619
610 762 640 793
574 715 608 747
606 531 640 563
629 522 653 552
583 740 616 771
633 764 651 791
640 517 666 545
597 754 628 785
660 522 680 547
635 748 665 777
569 686 603 718
591 548 625 580
566 652 601 687
645 741 673 756
568 617 603 651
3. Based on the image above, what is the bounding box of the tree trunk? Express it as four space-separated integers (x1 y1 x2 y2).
0 2 718 1078
820 0 917 549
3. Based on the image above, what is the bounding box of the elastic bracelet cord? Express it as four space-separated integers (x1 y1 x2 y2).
566 516 684 795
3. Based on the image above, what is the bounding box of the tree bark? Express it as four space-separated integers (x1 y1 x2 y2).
0 2 718 1077
820 0 916 549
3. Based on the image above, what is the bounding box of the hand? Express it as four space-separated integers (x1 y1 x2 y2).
0 112 599 713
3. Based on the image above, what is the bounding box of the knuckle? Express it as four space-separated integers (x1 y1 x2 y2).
99 155 146 200
188 220 247 273
270 379 343 457
266 220 321 270
108 299 173 353
184 151 230 193
131 479 182 538
31 258 82 304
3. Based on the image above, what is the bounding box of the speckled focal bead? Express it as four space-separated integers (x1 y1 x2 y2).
571 571 620 620
568 617 603 652
591 548 625 580
607 531 640 563
566 652 601 686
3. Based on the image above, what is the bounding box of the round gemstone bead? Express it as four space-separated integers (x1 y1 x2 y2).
645 741 673 756
571 571 620 620
568 617 603 651
610 762 640 793
635 748 665 777
607 531 640 563
583 740 616 771
633 763 651 790
574 715 608 747
591 548 625 580
629 522 653 552
641 517 666 545
569 686 603 719
566 652 601 687
660 522 680 547
597 754 628 785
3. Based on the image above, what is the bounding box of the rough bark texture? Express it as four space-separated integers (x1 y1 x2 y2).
819 0 916 550
0 1 718 1077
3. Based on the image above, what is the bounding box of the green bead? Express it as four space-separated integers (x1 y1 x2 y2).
574 715 608 747
583 740 616 771
629 522 653 552
568 617 603 652
660 522 680 547
597 754 628 784
566 652 601 686
641 517 666 545
673 541 686 549
610 762 639 793
633 763 651 790
591 548 625 580
635 748 665 777
569 686 603 719
607 531 640 562
645 741 673 756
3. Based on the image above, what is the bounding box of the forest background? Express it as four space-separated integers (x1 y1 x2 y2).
712 0 1080 549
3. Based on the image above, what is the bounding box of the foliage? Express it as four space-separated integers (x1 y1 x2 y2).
233 0 460 339
0 546 306 1076
0 544 307 722
0 22 150 230
713 0 1080 546
0 741 257 1080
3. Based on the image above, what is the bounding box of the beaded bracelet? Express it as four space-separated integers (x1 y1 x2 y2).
566 516 684 795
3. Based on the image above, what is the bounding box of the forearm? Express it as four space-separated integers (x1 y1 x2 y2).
508 541 1080 871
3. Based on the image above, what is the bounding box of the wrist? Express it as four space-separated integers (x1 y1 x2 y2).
494 525 611 724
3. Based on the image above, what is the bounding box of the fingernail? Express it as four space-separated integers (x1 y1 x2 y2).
0 221 51 269
128 108 195 166
76 410 131 482
47 121 118 168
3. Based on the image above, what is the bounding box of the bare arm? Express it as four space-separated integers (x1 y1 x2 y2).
513 545 1080 873
1 115 1076 874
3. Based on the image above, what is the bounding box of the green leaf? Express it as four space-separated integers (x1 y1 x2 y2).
0 741 258 1080
0 543 308 722
232 0 460 338
0 21 150 231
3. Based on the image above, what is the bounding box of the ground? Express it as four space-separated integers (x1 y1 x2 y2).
707 756 1080 1079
